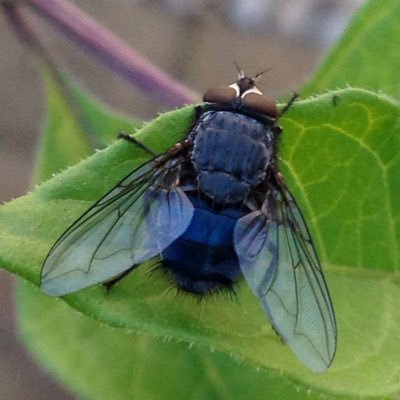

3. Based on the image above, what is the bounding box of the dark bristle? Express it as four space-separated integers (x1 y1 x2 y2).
253 68 272 82
149 255 242 299
233 61 245 78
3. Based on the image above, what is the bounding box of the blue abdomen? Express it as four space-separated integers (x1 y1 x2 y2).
191 111 273 204
161 194 247 294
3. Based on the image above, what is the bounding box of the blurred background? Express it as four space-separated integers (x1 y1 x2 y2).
0 0 363 398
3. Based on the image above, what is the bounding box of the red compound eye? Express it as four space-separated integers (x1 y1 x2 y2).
203 86 237 104
242 92 279 118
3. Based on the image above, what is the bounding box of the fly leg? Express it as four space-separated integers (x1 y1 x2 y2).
279 91 299 116
102 265 137 292
118 131 158 157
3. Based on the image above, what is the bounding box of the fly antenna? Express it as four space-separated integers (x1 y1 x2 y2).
253 68 272 82
233 61 245 79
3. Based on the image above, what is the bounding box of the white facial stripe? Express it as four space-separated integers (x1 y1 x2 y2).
241 87 262 98
229 83 240 97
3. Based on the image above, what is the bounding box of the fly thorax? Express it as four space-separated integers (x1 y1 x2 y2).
191 111 273 204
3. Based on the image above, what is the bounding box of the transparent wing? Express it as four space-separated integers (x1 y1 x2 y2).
234 185 336 373
41 154 194 296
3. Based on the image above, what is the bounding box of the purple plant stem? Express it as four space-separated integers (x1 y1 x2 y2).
26 0 198 108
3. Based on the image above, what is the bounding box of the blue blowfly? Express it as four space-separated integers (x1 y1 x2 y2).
41 68 337 373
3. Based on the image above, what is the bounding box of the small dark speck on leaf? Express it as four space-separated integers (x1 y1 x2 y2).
332 95 341 107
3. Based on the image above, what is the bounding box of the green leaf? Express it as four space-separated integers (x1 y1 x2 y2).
35 70 91 183
35 69 140 183
3 88 400 398
279 90 400 272
58 72 142 149
303 0 400 97
0 104 194 283
18 282 344 400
